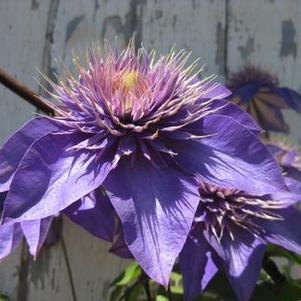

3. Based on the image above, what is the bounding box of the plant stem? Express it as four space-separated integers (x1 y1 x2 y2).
140 272 152 301
142 279 152 301
0 66 54 114
167 284 173 301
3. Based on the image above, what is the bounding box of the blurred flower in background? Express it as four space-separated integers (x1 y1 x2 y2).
228 66 301 133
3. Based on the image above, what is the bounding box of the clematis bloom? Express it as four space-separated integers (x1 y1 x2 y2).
0 43 289 285
180 181 301 301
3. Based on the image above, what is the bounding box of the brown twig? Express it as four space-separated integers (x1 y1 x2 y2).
0 67 54 115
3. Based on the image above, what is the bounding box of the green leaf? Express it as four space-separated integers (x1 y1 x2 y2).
266 244 301 265
197 292 220 301
0 294 9 301
156 295 169 301
109 285 124 301
111 261 142 287
124 283 144 301
170 272 183 294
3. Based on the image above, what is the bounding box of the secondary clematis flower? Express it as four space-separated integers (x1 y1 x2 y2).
228 66 301 133
179 181 301 301
0 43 289 285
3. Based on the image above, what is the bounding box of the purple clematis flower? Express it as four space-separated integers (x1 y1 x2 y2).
179 181 301 301
228 66 301 133
0 43 289 285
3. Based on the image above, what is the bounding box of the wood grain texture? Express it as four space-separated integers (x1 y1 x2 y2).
141 0 227 79
25 218 127 301
0 0 52 299
0 0 51 143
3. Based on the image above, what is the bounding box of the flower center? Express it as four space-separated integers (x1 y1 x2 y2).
120 70 139 92
197 182 283 241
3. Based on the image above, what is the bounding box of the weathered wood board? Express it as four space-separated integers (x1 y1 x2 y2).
0 0 301 300
227 0 301 142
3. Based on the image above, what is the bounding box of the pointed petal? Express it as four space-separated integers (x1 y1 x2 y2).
65 188 115 242
275 87 301 112
109 222 133 259
22 217 53 257
284 175 301 194
210 99 262 134
261 206 301 255
203 83 231 99
254 98 288 132
104 157 200 286
221 231 265 301
0 117 61 191
3 133 116 222
173 114 287 194
180 232 218 300
0 223 23 261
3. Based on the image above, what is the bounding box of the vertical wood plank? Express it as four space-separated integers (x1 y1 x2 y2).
50 0 133 73
25 236 73 301
63 219 128 301
141 0 227 79
25 218 127 301
227 0 301 141
0 0 51 142
0 0 52 299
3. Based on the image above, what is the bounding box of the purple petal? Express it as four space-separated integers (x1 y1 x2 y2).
210 99 262 134
180 231 218 300
202 83 231 100
104 157 200 286
0 117 61 192
256 103 288 133
275 87 301 113
261 206 301 255
3 132 116 222
109 222 133 259
284 176 301 194
0 223 23 261
173 114 287 194
234 83 261 103
220 231 265 301
65 188 115 242
21 216 53 257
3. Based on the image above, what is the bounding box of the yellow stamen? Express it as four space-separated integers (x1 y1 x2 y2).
121 70 139 92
